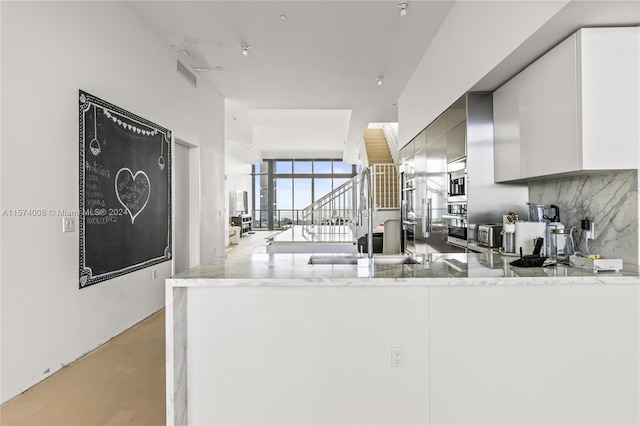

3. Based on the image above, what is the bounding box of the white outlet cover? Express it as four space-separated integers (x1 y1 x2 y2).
391 347 404 368
62 217 76 233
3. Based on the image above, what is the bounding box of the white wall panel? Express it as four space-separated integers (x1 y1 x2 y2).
187 286 430 425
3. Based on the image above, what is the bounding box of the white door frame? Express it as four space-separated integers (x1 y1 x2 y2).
173 137 200 274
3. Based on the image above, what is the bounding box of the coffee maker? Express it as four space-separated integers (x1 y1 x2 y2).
527 203 563 256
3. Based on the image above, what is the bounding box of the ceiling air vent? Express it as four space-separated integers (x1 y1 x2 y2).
177 61 197 87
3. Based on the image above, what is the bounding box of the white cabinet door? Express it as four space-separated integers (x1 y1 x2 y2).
493 75 524 182
521 34 580 177
493 28 639 182
580 27 639 170
429 285 640 425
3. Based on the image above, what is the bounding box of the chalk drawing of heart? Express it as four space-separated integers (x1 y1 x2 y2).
115 168 151 224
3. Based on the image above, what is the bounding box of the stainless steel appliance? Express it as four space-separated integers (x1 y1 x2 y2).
445 159 468 248
528 203 560 222
399 92 529 254
448 168 467 202
400 128 454 255
477 224 503 248
445 202 467 247
527 203 563 255
401 173 417 254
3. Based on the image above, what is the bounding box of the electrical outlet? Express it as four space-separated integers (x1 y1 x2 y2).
62 217 75 233
391 347 404 368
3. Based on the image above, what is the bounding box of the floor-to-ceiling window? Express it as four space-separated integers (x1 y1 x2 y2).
252 159 356 230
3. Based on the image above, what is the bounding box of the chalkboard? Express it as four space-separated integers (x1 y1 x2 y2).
79 91 171 288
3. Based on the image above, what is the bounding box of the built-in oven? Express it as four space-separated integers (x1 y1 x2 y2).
444 202 468 248
401 174 416 254
444 160 467 248
448 160 467 203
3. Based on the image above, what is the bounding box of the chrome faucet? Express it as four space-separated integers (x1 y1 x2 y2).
360 167 373 259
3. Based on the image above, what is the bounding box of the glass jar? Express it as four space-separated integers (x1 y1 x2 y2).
550 228 572 261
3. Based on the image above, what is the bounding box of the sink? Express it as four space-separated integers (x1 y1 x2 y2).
308 254 417 265
307 255 358 265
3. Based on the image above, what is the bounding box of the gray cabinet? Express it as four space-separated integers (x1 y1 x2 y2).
446 122 466 164
493 27 639 183
446 97 467 163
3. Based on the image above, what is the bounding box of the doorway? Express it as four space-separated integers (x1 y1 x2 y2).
174 141 191 275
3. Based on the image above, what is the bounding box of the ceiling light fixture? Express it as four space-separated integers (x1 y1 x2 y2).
279 14 287 21
241 44 250 57
377 76 383 86
398 1 408 17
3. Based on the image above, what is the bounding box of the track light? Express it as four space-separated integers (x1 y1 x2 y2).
398 1 408 17
377 76 383 86
241 44 250 57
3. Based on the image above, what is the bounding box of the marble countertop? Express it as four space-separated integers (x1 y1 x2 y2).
170 252 639 286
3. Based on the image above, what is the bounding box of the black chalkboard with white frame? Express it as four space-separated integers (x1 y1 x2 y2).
79 90 172 288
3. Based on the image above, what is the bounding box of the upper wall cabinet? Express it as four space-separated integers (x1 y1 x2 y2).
493 27 639 182
446 97 467 163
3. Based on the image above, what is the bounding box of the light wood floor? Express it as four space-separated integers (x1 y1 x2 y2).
0 231 276 426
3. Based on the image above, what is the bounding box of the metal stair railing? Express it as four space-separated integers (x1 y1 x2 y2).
299 163 399 232
371 163 399 210
301 175 359 228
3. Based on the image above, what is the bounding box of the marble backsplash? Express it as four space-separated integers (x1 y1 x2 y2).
528 170 638 267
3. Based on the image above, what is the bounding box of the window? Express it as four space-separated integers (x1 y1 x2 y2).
314 161 332 174
333 162 352 174
275 160 292 173
252 162 269 229
314 178 332 201
294 161 312 173
252 159 356 230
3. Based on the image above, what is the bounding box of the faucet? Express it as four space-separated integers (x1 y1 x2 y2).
360 167 373 260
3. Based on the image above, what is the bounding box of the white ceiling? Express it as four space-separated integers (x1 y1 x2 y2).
128 0 455 160
128 0 640 162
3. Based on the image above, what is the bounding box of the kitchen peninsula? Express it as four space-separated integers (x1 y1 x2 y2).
166 253 639 426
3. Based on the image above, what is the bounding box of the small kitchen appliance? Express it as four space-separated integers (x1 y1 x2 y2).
514 221 546 255
527 203 563 256
549 228 572 261
448 168 467 202
502 223 516 253
477 224 503 248
528 203 560 222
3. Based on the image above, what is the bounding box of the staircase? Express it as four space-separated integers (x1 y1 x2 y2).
363 129 398 210
298 129 399 230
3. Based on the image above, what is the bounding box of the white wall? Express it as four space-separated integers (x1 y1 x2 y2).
398 0 568 146
0 1 225 403
226 145 255 217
